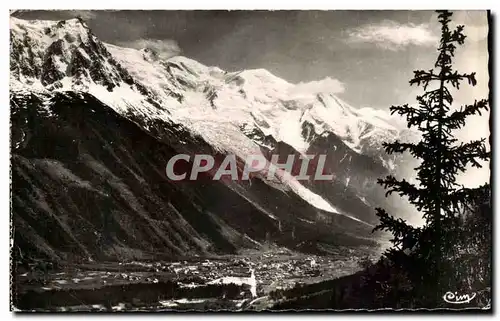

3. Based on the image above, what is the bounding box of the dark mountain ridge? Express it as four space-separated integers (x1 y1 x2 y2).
11 91 378 264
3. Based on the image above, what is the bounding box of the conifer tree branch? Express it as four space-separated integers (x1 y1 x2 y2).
446 99 489 128
389 104 429 128
448 183 491 209
444 71 477 89
409 70 439 89
382 141 426 158
377 176 422 199
451 139 491 168
373 208 421 249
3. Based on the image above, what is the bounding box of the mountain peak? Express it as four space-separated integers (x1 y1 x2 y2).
10 17 410 167
10 17 91 44
10 16 140 95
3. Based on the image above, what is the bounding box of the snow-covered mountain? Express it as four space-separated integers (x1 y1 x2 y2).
10 17 408 159
10 16 414 260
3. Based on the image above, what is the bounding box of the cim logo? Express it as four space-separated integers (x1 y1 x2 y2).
443 291 477 304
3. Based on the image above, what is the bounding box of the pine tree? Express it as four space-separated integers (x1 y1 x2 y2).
373 10 490 301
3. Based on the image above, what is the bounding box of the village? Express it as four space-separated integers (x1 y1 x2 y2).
15 246 379 311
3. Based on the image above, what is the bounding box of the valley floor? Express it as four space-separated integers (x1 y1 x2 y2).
12 245 381 311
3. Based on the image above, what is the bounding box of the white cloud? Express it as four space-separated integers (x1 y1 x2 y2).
119 39 181 60
346 20 438 50
293 77 345 95
73 10 98 21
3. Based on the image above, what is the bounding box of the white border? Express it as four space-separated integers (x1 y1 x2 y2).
5 2 499 10
2 1 498 319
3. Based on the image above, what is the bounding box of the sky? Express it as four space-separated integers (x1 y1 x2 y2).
11 10 491 186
